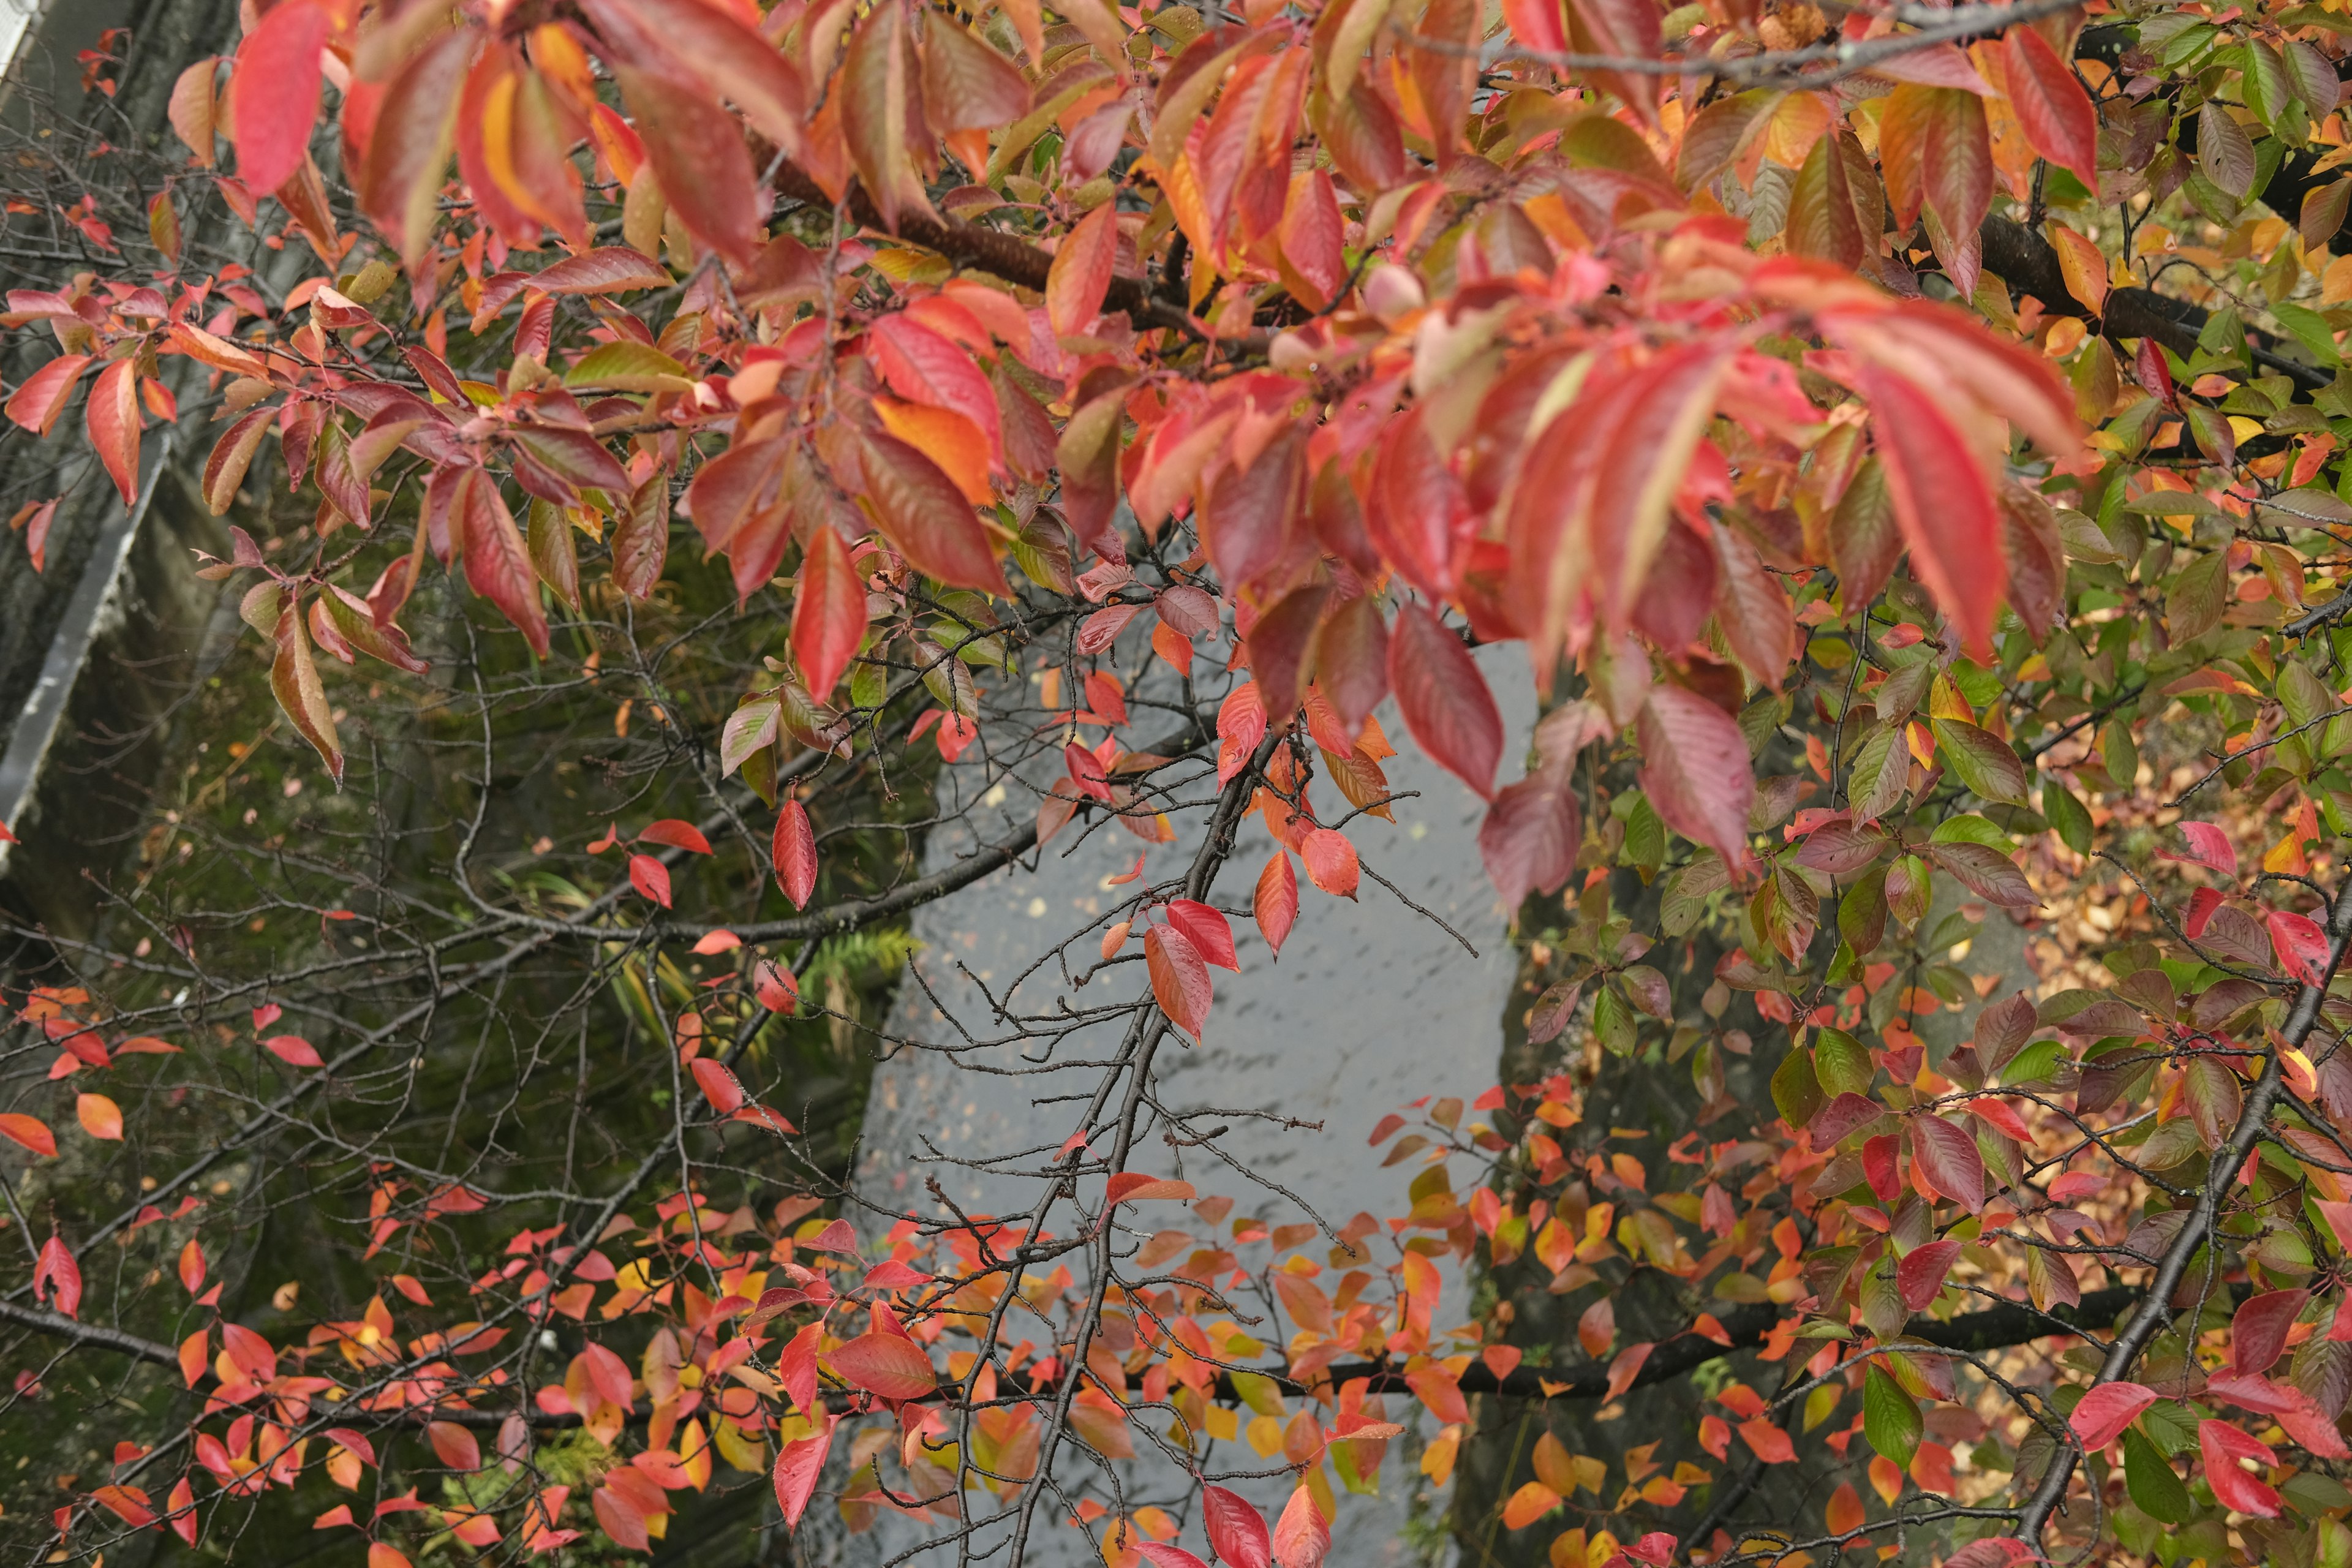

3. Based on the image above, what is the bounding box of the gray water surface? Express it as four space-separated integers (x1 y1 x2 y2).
840 643 1536 1568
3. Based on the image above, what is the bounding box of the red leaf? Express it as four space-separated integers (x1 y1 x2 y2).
858 432 1009 593
1139 1547 1211 1568
581 1342 635 1408
2162 821 2237 877
2232 1289 2310 1377
1301 829 1360 899
1254 852 1299 955
612 63 763 265
263 1034 324 1068
86 358 141 507
533 247 673 294
1387 603 1501 799
456 469 551 657
1065 741 1115 802
772 1417 834 1527
1962 1096 2034 1144
2186 886 2225 938
691 1057 746 1115
2068 1382 2157 1449
1311 592 1389 741
628 854 672 908
1636 685 1755 867
793 526 866 702
1911 1115 1986 1213
638 819 712 855
5 353 90 435
178 1240 206 1294
0 1113 55 1158
167 1477 197 1545
1164 899 1239 970
2002 28 2101 192
1047 200 1118 339
35 1234 80 1317
592 1485 649 1552
426 1422 480 1472
1857 366 2004 658
1203 1486 1272 1568
827 1332 935 1400
1146 923 1213 1038
2270 909 2332 986
755 960 801 1015
774 801 816 908
1480 764 1582 913
1737 1418 1795 1463
232 0 330 197
870 314 1003 467
2199 1420 2282 1518
1894 1238 1960 1310
1271 1485 1329 1568
358 26 474 270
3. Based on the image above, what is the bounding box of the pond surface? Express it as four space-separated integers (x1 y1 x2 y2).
842 644 1537 1568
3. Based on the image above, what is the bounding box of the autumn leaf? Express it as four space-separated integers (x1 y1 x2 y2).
232 0 331 197
1146 922 1213 1038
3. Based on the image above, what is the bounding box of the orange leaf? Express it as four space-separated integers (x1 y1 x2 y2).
76 1093 123 1141
874 396 993 505
1047 201 1118 339
85 357 141 508
0 1112 55 1157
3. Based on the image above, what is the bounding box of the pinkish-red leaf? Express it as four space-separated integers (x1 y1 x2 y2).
2070 1382 2157 1449
1894 1238 1961 1311
772 1417 835 1527
827 1332 935 1400
1203 1486 1272 1568
2232 1289 2310 1378
2271 909 2332 987
1911 1115 1986 1213
638 819 712 855
1857 365 2005 658
232 0 330 197
774 800 816 908
1164 899 1238 970
2199 1419 2282 1517
86 358 141 507
2002 27 2100 192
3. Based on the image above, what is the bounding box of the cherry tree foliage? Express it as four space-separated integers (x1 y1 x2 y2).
4 0 2352 1564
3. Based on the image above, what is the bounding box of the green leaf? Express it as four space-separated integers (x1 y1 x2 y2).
2124 1427 2193 1523
1931 719 2029 806
1929 813 2010 849
564 340 696 393
1863 1365 1921 1467
1771 1044 1823 1128
1813 1027 1872 1098
2273 300 2342 364
2002 1037 2065 1088
2041 782 2093 854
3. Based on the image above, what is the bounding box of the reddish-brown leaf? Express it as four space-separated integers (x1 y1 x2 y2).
1856 365 2004 659
827 1332 935 1400
270 592 344 783
1635 685 1752 866
1146 922 1213 1038
232 0 330 197
1308 592 1389 742
858 432 1008 592
1047 200 1118 339
85 358 141 507
360 25 474 270
1247 583 1331 723
611 474 669 600
870 314 1003 466
456 470 552 657
2002 27 2100 192
1387 603 1500 799
1480 763 1581 914
426 1422 480 1472
1911 1116 1986 1213
793 526 866 702
613 62 763 264
774 800 816 908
